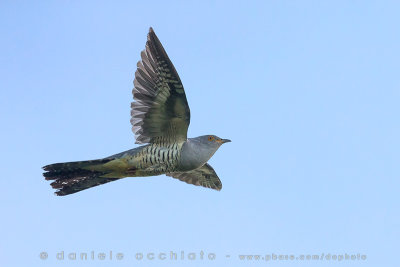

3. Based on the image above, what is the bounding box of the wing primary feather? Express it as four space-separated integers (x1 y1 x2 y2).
130 27 190 144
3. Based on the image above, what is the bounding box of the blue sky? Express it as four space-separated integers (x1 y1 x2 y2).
0 1 399 266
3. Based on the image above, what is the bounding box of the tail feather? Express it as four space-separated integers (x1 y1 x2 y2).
43 158 111 173
42 158 122 196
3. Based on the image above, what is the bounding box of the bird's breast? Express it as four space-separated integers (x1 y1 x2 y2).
134 142 183 175
177 140 217 172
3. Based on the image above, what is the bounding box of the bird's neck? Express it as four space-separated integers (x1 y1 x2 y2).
178 138 216 171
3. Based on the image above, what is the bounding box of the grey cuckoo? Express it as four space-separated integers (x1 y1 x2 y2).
42 27 231 196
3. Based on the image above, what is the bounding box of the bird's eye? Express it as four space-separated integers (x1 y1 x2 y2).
208 136 214 141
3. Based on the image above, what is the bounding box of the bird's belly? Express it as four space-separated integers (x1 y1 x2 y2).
126 143 182 176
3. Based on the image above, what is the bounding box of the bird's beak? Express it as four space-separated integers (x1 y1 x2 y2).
218 139 231 144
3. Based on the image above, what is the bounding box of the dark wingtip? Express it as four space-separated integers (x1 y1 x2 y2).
215 182 222 191
147 27 156 42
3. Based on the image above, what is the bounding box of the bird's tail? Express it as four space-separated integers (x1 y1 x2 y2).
43 158 121 196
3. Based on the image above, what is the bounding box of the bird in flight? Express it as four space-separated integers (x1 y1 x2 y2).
43 27 231 196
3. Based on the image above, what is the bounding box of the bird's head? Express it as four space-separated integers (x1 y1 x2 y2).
196 135 231 149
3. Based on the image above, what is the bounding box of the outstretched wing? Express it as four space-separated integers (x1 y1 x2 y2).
167 163 222 190
131 27 190 144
